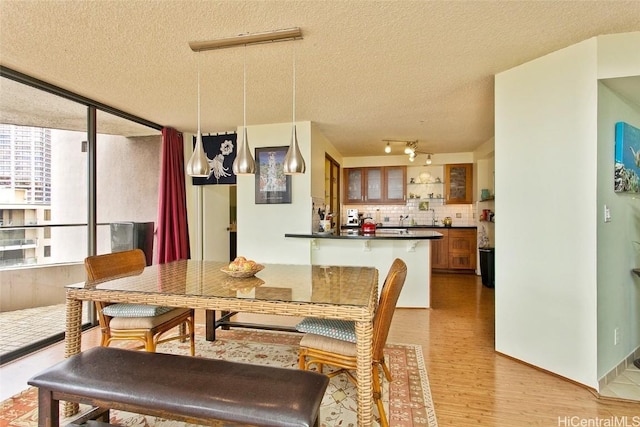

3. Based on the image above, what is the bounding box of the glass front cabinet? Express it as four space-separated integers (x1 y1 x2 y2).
344 167 406 204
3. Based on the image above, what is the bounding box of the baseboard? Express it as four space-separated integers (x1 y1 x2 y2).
598 346 640 392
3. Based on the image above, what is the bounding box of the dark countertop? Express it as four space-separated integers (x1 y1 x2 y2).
285 229 444 240
340 225 477 230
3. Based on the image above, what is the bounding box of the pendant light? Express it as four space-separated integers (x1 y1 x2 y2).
186 53 210 178
283 44 306 174
425 154 432 165
232 45 256 175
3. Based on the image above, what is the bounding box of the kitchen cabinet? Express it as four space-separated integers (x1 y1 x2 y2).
431 228 477 271
344 167 406 204
445 164 473 204
430 229 449 269
448 229 477 270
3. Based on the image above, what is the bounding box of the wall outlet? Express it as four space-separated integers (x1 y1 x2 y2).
604 205 611 223
456 213 462 218
614 327 621 345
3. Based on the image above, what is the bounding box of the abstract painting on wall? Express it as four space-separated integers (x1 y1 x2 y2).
614 121 640 193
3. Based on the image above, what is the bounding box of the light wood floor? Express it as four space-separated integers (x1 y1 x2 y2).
1 273 639 425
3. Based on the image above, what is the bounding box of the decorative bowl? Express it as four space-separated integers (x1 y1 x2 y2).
220 264 264 278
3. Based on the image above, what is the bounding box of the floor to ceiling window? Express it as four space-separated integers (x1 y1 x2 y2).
0 69 162 364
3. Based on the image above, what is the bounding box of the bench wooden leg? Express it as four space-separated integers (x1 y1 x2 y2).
37 388 58 427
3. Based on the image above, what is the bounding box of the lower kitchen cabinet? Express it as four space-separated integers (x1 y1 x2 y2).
431 230 449 269
431 228 477 271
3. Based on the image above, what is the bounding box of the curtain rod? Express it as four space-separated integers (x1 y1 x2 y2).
189 28 302 52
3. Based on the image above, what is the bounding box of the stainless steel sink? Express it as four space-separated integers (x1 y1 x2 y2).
373 228 414 235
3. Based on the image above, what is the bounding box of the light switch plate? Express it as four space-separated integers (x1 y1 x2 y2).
604 205 611 223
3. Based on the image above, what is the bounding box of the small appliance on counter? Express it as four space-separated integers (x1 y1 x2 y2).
361 217 377 233
346 208 360 226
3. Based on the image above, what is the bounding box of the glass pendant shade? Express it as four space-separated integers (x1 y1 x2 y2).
283 125 306 174
425 154 432 165
232 127 255 175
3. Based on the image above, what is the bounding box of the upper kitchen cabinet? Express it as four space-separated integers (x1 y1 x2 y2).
344 166 406 204
445 163 473 204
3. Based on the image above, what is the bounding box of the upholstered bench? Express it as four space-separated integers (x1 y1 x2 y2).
28 346 329 427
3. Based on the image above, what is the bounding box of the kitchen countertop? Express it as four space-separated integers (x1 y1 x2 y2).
340 225 477 230
285 229 444 240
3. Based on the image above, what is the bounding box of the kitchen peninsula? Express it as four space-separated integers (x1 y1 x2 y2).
285 229 443 308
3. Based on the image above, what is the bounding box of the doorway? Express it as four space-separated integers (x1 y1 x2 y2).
325 154 340 228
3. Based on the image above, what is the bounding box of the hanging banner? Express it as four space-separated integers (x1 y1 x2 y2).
192 133 237 185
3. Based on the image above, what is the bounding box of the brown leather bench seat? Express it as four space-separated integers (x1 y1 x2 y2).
28 346 329 427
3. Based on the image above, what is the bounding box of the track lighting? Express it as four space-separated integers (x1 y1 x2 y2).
383 140 433 163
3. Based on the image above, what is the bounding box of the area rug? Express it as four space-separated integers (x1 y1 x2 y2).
0 329 437 427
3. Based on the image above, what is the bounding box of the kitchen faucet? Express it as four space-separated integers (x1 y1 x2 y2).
430 209 437 226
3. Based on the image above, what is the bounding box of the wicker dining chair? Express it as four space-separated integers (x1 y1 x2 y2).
84 249 195 356
297 258 407 427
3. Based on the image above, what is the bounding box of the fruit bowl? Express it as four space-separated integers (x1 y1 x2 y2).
220 264 264 278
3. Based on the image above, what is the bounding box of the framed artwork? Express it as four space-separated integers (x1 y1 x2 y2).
191 133 237 185
255 146 292 204
614 122 640 193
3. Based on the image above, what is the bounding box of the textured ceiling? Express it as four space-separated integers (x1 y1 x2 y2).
1 1 639 157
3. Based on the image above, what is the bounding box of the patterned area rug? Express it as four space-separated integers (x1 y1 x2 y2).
0 329 438 427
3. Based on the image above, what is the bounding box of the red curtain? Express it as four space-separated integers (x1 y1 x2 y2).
157 127 190 263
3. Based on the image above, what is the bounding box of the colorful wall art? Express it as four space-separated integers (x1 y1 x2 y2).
614 121 640 193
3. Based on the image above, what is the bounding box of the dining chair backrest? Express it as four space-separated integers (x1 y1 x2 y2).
85 249 147 281
372 258 407 362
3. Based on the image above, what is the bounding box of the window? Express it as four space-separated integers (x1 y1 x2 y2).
0 70 162 364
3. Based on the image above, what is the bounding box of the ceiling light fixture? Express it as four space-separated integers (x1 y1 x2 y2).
186 53 211 178
188 28 303 175
283 43 306 174
383 139 433 163
232 46 256 175
189 28 302 52
405 141 418 155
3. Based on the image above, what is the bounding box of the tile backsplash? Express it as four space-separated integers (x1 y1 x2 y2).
341 201 475 227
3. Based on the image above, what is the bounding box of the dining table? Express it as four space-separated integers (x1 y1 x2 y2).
63 259 379 426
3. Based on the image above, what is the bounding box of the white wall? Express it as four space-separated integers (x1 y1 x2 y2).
495 38 600 388
186 121 344 266
235 122 312 264
495 31 640 389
